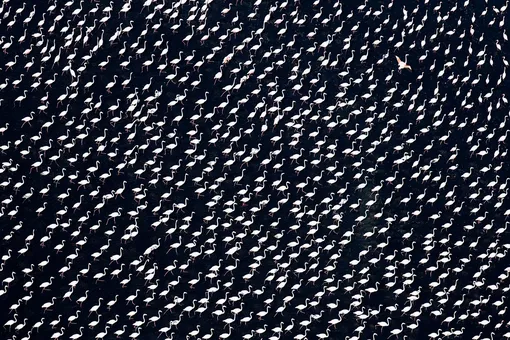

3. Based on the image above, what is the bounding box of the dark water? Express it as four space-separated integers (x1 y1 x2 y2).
0 0 509 339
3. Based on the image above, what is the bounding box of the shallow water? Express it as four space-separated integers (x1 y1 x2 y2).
0 0 509 339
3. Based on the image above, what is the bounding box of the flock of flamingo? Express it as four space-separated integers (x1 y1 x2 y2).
0 0 510 339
